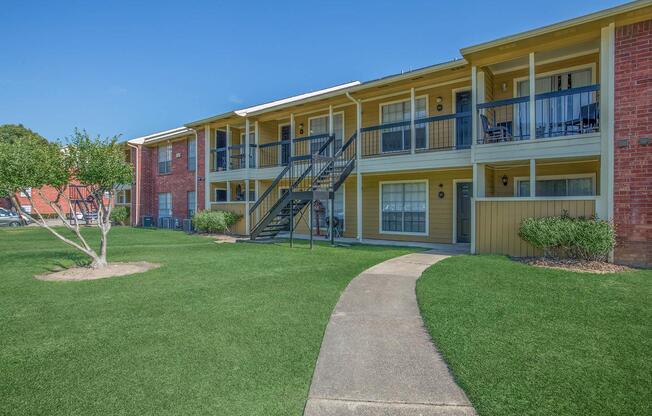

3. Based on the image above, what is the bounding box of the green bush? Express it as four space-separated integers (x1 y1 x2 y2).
110 205 130 225
192 210 242 234
519 212 615 260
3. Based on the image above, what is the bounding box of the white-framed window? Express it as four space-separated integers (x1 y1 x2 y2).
187 191 196 217
308 112 344 154
158 192 172 219
312 187 345 230
380 97 427 152
158 143 172 174
20 188 32 197
187 138 196 171
515 174 595 197
380 181 428 235
116 190 130 205
21 205 32 213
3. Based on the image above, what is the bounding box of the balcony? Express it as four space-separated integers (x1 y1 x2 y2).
360 112 472 158
477 84 600 144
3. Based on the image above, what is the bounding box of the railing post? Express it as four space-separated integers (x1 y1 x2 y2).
529 52 536 140
254 120 259 169
410 87 416 154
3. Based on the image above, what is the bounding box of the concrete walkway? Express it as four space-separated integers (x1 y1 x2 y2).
304 250 476 416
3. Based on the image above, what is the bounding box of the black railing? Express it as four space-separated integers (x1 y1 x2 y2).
210 147 228 172
360 112 471 157
258 140 291 168
227 144 257 170
535 84 600 138
477 96 530 143
477 84 600 144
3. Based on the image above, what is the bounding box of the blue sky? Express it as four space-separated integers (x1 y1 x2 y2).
0 0 627 141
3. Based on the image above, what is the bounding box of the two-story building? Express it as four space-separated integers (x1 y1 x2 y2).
128 1 652 267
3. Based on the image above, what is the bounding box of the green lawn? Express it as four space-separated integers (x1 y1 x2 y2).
416 255 652 416
0 227 413 416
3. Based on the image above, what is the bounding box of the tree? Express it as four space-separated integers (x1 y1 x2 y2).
0 128 133 269
0 124 47 144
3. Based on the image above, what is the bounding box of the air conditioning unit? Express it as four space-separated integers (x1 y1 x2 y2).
141 216 154 227
182 219 194 233
159 217 174 229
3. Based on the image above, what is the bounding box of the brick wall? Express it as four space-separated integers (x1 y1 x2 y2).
614 19 652 268
136 135 199 225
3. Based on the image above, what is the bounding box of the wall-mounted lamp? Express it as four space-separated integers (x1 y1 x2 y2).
501 82 508 92
299 123 304 135
501 175 509 186
436 96 443 103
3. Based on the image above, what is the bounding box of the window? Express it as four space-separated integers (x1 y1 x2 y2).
312 187 344 230
215 189 227 202
309 113 344 155
158 143 172 174
381 182 427 234
516 175 595 197
158 192 172 219
380 97 427 152
187 191 196 218
116 190 130 205
20 188 32 197
187 138 196 171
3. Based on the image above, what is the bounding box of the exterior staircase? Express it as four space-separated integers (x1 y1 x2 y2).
249 133 356 240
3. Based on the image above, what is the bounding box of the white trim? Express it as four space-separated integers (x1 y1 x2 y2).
213 186 228 203
452 179 473 244
513 173 597 197
512 63 598 96
378 94 429 154
378 179 429 237
359 78 470 103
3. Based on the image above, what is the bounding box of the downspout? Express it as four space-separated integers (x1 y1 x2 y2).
127 142 140 226
192 129 199 213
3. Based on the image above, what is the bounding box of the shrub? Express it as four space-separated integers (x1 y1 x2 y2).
192 210 242 234
110 205 130 225
519 212 615 261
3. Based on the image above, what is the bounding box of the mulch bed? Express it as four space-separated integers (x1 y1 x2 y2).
516 257 633 274
36 262 161 281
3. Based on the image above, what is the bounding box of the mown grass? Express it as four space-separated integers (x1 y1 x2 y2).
0 227 413 416
416 255 652 416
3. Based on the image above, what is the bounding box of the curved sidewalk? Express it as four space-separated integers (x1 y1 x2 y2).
304 250 476 416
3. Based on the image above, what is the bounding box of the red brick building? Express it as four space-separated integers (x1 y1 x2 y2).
614 19 652 267
128 127 203 227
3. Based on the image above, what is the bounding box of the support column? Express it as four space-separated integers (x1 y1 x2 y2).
599 23 615 221
356 101 363 242
245 179 250 235
245 119 250 170
204 125 211 211
290 113 295 157
254 120 259 169
529 159 536 197
410 87 416 154
529 53 536 141
471 163 479 254
226 124 231 171
471 66 478 153
226 181 231 202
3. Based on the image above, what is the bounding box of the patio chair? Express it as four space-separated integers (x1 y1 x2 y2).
564 103 600 135
480 114 511 143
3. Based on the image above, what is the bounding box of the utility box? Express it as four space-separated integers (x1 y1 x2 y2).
141 216 154 227
183 219 194 233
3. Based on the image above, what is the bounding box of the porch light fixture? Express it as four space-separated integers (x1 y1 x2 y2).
501 175 509 186
436 96 443 103
501 82 508 92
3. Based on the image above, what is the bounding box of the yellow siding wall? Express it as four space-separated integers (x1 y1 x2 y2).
361 169 472 244
487 160 600 197
210 202 247 235
475 199 596 257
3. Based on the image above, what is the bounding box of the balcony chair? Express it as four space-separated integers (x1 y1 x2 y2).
480 114 511 143
564 103 600 135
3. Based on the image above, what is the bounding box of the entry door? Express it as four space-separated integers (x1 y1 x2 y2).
280 124 291 165
456 182 472 243
215 130 227 170
455 91 471 149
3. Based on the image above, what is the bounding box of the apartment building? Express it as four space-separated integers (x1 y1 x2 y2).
128 1 652 267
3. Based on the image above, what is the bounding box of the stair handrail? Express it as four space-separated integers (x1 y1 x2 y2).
249 134 335 234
